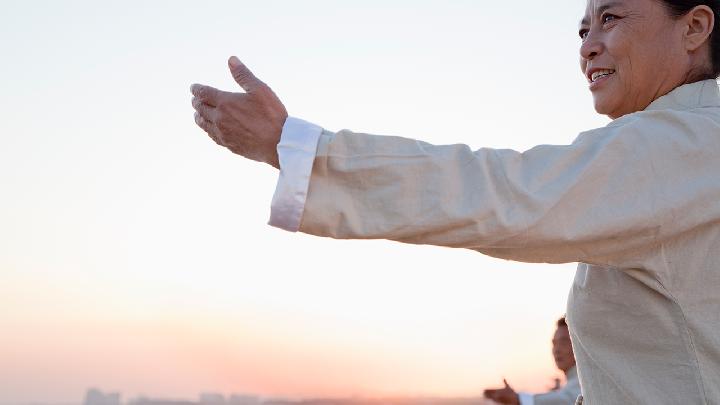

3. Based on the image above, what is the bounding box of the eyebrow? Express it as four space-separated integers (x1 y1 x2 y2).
580 1 623 26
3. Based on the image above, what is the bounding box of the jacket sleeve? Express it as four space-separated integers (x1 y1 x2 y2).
297 110 720 264
533 389 581 405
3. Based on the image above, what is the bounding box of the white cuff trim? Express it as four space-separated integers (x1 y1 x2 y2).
268 116 323 232
518 392 534 405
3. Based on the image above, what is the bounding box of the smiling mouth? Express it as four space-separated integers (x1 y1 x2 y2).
590 69 616 82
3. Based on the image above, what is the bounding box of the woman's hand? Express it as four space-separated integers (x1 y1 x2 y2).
483 379 521 405
191 56 288 169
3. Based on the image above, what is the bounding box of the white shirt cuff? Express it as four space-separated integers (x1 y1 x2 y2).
268 116 323 232
518 393 534 405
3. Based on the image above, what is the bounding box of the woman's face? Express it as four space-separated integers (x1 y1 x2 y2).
579 0 691 118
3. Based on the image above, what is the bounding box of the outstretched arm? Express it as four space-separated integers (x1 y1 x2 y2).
484 379 521 405
191 59 720 266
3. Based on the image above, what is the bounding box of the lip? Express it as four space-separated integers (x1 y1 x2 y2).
586 67 616 90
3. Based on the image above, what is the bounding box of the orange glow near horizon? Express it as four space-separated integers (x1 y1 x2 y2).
1 304 565 401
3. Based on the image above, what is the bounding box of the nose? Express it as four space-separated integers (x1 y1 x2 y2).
580 31 603 61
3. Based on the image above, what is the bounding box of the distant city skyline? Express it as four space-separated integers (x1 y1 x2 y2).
83 388 263 405
50 388 496 405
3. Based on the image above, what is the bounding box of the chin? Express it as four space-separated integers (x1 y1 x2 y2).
593 98 621 118
592 96 610 113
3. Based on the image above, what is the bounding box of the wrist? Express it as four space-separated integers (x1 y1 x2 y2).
267 152 280 169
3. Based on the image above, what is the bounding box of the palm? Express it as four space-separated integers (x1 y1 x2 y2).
483 379 520 405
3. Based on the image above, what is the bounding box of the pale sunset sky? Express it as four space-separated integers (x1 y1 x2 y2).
0 1 609 403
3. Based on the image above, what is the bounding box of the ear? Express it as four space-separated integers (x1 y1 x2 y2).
683 5 715 52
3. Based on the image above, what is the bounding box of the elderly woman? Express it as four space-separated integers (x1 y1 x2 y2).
191 0 720 403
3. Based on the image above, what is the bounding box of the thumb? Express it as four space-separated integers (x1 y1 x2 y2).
228 56 265 93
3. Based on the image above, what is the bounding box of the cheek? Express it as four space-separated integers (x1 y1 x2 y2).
604 30 633 68
608 28 657 81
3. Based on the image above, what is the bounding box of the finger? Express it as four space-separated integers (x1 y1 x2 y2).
503 378 511 388
192 97 218 122
194 112 224 146
190 84 225 107
228 56 266 93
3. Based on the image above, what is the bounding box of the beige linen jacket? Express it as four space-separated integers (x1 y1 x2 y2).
290 79 720 403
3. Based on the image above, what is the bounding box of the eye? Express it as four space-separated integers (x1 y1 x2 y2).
579 28 589 40
602 14 618 24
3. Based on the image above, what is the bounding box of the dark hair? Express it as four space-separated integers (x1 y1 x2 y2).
557 316 568 328
660 0 720 79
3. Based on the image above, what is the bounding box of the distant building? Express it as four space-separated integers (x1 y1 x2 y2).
228 394 261 405
127 396 196 405
199 393 226 405
259 400 296 405
83 388 121 405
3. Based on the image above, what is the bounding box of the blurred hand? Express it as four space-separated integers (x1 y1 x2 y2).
483 379 521 405
191 56 288 169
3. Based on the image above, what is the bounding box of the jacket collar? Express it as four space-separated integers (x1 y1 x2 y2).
644 79 720 112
